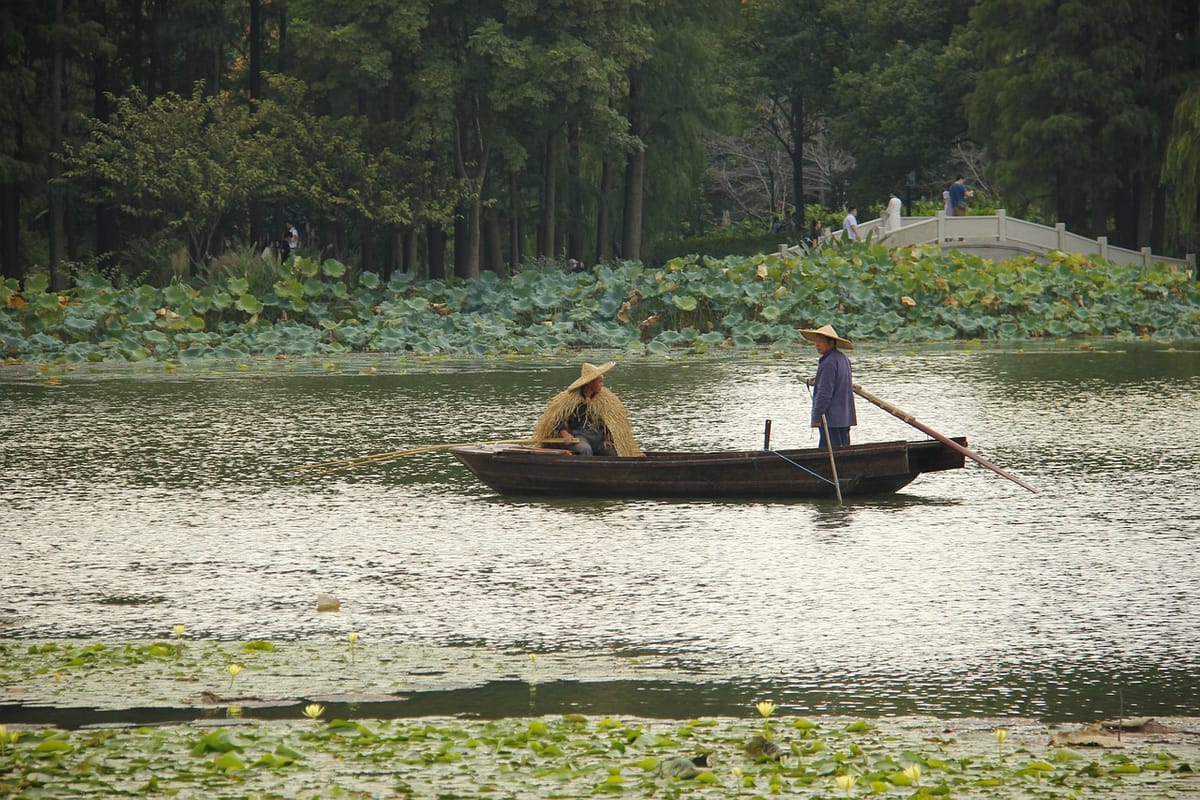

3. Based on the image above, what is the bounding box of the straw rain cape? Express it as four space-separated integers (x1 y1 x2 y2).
532 387 642 457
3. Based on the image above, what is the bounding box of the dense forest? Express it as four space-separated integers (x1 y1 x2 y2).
2 0 1199 291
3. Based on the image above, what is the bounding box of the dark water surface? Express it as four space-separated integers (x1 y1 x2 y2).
2 341 1198 723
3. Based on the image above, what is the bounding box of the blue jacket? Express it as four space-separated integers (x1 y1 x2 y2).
811 348 857 428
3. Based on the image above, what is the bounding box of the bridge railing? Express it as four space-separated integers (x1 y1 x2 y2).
781 210 1196 273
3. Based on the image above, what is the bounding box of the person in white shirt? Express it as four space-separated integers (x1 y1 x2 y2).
842 207 859 241
883 192 902 233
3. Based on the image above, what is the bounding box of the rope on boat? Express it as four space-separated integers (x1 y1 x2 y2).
768 449 840 488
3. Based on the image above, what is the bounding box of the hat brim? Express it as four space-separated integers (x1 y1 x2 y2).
799 328 853 349
567 360 616 390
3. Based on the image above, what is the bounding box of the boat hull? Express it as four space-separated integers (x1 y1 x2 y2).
450 438 966 499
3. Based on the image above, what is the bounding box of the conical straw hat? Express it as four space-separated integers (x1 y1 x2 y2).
567 361 616 390
798 324 853 349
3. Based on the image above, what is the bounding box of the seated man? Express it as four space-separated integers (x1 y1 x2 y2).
532 362 642 456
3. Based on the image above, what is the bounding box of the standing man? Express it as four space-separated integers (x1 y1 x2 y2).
842 206 860 241
947 177 972 216
800 324 857 449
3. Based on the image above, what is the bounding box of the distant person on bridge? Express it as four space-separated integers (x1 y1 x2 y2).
803 219 824 248
842 207 860 241
948 177 973 216
883 192 902 233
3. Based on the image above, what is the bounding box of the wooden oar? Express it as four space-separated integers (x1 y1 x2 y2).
850 382 1037 494
283 438 550 476
819 414 844 504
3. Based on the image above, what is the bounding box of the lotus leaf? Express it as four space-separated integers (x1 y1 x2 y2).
63 315 97 333
234 295 263 314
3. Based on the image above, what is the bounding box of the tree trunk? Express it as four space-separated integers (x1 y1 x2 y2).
248 0 264 248
789 92 806 230
249 0 262 101
404 226 418 277
427 223 445 279
1 180 19 283
49 0 68 290
596 159 612 264
93 49 119 270
566 121 584 263
508 171 523 268
452 113 487 279
277 3 288 73
484 205 506 276
622 71 645 262
540 126 559 259
453 208 469 278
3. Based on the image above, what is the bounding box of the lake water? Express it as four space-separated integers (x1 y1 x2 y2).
1 340 1198 724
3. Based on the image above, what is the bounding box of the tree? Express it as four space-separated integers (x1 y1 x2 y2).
1163 83 1200 252
968 0 1197 251
64 84 282 270
736 0 850 230
827 0 975 208
621 0 730 258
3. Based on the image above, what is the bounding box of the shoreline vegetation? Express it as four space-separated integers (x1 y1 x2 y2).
3 244 1199 368
3 639 1199 798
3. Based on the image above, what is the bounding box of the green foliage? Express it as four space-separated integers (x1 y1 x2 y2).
62 84 285 270
0 707 1196 797
967 0 1192 242
1162 84 1200 243
3 244 1198 364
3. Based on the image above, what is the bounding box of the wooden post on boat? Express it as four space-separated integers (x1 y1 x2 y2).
819 414 844 504
763 419 773 450
851 382 1037 494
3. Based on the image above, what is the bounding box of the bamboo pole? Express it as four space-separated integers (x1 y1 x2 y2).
283 438 551 476
851 382 1037 494
819 414 844 504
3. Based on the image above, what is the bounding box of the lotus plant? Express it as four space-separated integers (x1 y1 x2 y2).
226 662 243 692
756 699 775 735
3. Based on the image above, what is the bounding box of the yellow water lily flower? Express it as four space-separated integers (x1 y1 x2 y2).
347 631 359 644
226 663 243 678
834 773 856 792
903 763 921 784
755 700 776 718
173 625 186 638
303 703 325 720
995 727 1008 744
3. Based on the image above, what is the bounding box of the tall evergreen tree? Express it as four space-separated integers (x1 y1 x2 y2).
968 0 1196 251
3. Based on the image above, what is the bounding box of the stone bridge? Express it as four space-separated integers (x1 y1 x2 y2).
783 209 1196 274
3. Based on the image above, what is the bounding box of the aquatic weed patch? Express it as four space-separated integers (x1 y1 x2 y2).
0 639 706 713
1 714 1197 799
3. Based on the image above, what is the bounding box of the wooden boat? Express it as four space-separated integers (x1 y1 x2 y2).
450 438 967 499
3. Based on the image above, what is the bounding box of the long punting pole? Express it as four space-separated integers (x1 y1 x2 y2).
819 414 844 504
851 382 1037 494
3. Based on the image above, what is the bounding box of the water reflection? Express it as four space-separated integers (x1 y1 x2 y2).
1 342 1198 722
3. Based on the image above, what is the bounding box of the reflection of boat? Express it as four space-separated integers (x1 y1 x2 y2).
450 439 966 499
